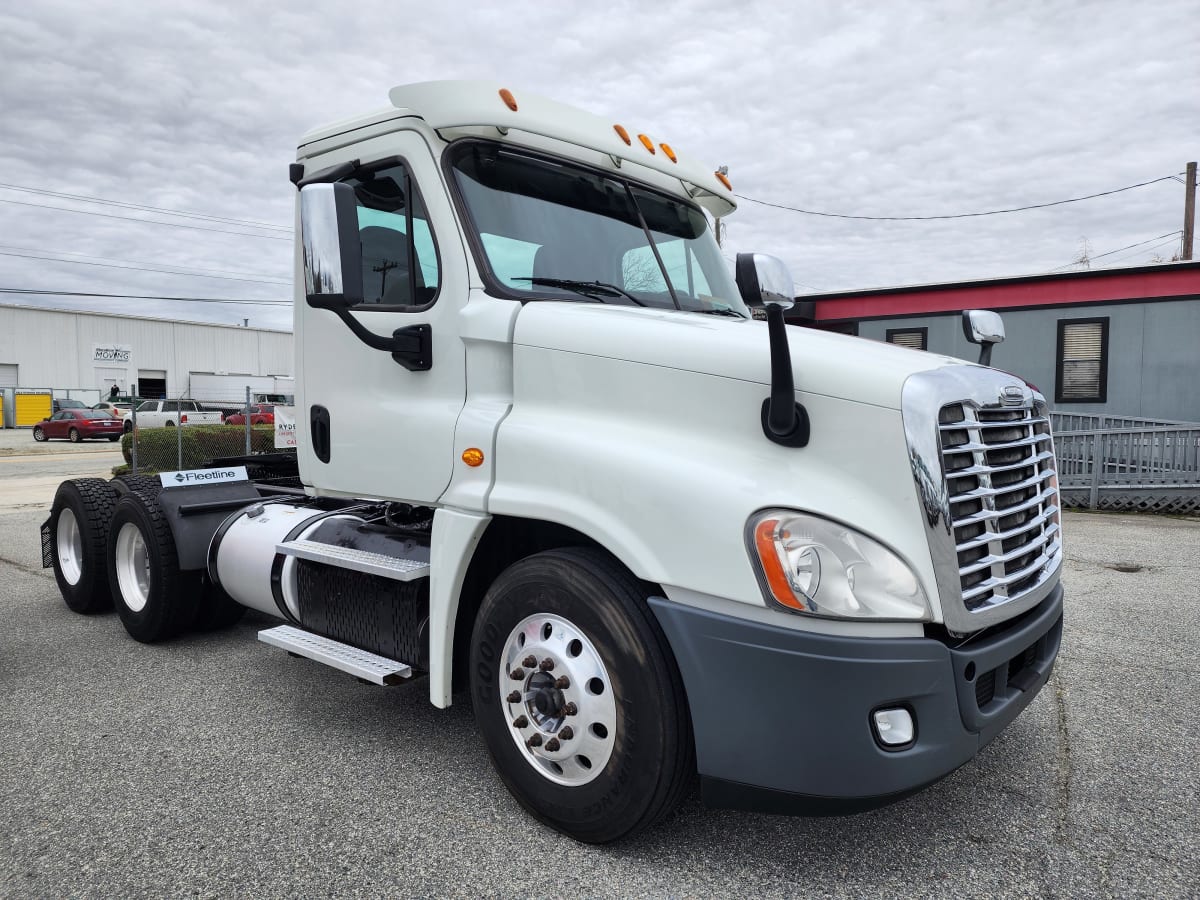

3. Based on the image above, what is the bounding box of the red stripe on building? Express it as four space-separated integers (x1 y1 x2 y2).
810 263 1200 322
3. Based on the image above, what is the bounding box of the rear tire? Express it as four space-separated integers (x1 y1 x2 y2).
49 479 118 613
112 474 161 497
123 420 133 433
107 488 199 642
68 428 81 443
108 435 119 442
470 547 694 844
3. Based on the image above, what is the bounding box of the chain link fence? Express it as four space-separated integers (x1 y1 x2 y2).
122 386 297 476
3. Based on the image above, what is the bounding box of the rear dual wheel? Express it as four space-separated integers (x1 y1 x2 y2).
470 547 694 844
49 479 118 613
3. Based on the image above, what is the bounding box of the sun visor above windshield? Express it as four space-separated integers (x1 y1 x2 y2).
387 81 737 218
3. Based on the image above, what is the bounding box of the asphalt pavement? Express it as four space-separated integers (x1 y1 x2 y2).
0 467 1197 896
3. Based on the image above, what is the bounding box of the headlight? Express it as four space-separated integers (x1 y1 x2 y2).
747 510 930 621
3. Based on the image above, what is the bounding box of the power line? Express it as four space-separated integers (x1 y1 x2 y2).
0 288 291 306
0 182 290 231
0 246 289 285
1049 230 1183 272
736 173 1183 221
1101 235 1184 267
0 197 292 240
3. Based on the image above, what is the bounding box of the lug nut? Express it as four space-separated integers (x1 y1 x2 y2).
510 668 525 681
526 734 543 748
507 691 521 703
512 715 529 729
563 702 578 716
555 676 570 689
539 657 555 672
558 726 574 741
544 738 561 752
522 655 537 668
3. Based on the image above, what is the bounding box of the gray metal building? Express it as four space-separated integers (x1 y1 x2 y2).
794 262 1200 422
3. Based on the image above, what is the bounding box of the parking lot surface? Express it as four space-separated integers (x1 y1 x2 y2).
1 461 1197 897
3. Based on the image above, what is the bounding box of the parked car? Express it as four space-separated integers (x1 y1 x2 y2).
132 399 224 428
92 401 132 417
51 398 88 413
32 409 125 443
224 404 275 426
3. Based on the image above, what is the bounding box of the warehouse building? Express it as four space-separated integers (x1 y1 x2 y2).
0 304 293 427
791 261 1200 422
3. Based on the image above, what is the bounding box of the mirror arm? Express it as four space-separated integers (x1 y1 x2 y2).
979 344 993 367
761 304 810 448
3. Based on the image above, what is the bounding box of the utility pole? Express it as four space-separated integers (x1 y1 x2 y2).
1183 161 1196 261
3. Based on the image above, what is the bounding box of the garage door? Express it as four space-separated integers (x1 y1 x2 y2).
0 363 16 388
14 391 52 427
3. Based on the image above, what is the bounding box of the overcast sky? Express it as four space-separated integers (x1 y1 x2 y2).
0 1 1195 330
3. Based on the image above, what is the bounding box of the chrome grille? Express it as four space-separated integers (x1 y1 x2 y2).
938 404 1062 611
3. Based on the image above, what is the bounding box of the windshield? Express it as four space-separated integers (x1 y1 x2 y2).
448 142 748 316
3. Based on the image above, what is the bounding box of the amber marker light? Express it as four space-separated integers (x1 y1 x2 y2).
659 143 678 163
637 134 656 154
499 88 518 111
462 448 485 467
715 170 733 191
613 124 631 145
754 518 804 611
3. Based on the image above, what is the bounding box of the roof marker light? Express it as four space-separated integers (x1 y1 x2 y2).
659 143 678 163
613 124 631 145
638 134 656 154
499 89 518 111
715 170 733 191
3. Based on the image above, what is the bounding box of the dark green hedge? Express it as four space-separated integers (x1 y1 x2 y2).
120 425 278 473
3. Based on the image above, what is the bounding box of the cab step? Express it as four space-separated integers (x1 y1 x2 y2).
258 624 414 685
276 538 430 581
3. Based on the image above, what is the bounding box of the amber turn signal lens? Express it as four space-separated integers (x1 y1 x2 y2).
637 134 656 154
659 143 677 163
462 448 485 467
499 89 518 111
715 170 732 191
613 124 631 145
754 518 804 611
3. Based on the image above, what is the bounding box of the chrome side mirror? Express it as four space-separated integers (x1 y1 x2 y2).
735 253 795 310
962 309 1005 366
300 183 364 310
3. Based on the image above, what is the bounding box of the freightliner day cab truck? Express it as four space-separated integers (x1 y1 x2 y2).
41 81 1064 843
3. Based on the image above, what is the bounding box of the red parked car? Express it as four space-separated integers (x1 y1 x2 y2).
32 409 125 443
224 404 275 426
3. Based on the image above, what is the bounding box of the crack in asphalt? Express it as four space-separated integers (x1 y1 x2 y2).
1052 668 1075 849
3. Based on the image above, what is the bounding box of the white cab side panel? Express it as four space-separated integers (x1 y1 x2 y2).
488 345 944 625
428 506 490 707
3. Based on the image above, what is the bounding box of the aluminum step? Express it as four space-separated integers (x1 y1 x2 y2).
258 625 413 685
276 538 430 581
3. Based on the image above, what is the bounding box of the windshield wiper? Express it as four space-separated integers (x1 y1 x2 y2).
512 277 647 307
693 307 746 318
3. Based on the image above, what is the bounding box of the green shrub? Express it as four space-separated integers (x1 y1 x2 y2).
121 425 280 472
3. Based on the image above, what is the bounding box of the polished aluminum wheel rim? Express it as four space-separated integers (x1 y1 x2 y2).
56 508 83 585
114 522 151 612
500 613 617 786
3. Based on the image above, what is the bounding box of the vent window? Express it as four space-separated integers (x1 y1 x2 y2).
1055 318 1109 403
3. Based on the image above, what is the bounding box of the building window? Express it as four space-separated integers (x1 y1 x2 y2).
885 327 927 351
1056 317 1109 403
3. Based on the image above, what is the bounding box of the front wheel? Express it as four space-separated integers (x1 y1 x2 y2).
108 435 119 442
33 426 46 442
470 547 694 843
107 488 198 642
123 420 132 433
68 428 81 443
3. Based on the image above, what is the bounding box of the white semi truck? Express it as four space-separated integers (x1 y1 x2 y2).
41 81 1063 843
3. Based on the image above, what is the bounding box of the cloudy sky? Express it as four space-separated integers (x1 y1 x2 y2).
0 1 1195 331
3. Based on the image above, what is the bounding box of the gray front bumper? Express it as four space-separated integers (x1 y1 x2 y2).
649 585 1063 814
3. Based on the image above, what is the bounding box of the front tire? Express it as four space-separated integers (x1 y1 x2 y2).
470 547 694 843
107 488 199 642
33 426 46 442
49 479 118 613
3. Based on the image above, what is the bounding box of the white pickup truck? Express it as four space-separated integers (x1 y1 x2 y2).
132 399 224 428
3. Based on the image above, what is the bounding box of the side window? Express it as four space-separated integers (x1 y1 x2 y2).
164 401 180 413
137 401 155 413
342 162 440 308
1056 317 1109 403
886 327 928 351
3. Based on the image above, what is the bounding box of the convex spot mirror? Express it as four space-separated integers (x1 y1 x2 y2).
735 253 795 310
300 182 364 310
962 309 1005 346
